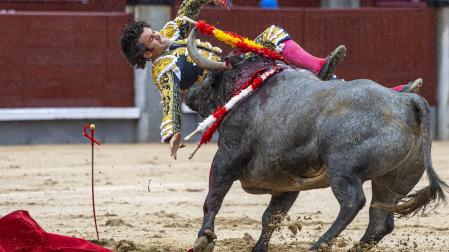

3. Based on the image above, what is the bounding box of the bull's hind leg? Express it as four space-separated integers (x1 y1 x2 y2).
193 148 238 252
310 169 366 250
358 180 396 250
358 159 425 250
252 191 300 252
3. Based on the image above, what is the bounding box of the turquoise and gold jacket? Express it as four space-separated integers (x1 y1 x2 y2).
152 0 222 142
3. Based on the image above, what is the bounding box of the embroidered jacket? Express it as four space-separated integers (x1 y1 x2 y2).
152 0 222 142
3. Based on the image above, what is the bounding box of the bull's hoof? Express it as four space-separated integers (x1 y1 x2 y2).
193 229 216 252
348 241 373 252
347 246 362 252
193 236 215 252
309 242 331 251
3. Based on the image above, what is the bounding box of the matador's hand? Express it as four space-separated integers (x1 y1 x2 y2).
169 132 182 160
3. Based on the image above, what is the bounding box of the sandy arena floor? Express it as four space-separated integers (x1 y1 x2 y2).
1 142 448 251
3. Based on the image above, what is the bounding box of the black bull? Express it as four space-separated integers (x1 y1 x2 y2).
184 28 448 252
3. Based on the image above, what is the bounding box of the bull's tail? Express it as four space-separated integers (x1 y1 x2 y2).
382 95 449 217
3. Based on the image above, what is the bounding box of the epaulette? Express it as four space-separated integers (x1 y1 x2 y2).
160 17 186 42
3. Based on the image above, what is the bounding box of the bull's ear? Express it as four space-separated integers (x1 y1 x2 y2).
225 54 245 68
209 72 222 89
225 49 245 67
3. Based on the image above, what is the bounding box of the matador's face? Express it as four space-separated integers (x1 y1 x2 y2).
139 27 170 60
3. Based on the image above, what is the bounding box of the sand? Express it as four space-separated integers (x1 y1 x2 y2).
1 142 448 251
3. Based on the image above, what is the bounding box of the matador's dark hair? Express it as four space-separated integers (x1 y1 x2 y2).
120 20 151 69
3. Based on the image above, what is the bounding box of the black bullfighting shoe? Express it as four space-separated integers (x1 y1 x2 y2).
318 45 347 81
402 78 423 93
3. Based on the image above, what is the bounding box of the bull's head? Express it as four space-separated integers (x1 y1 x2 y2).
185 27 272 117
184 27 231 117
184 72 224 117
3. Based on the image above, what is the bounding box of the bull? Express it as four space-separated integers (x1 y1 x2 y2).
184 27 448 251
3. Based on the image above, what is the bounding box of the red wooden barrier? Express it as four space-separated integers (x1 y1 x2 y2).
0 12 134 108
196 7 436 105
175 0 425 8
0 0 125 12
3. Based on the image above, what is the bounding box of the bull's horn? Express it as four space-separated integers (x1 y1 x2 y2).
187 27 231 71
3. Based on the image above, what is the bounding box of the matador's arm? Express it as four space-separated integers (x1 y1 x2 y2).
151 55 182 142
176 0 211 20
156 70 182 143
160 0 213 41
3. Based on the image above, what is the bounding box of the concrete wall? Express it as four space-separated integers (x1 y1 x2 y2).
437 7 449 140
321 0 360 8
0 120 137 145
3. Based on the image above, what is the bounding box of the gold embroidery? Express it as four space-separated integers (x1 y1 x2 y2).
172 47 188 58
177 0 209 20
158 72 181 139
200 50 211 59
195 70 208 83
175 0 210 40
160 17 187 42
210 53 221 63
161 24 178 40
175 17 185 28
244 25 291 58
255 25 290 52
160 73 174 123
186 54 195 64
152 56 177 84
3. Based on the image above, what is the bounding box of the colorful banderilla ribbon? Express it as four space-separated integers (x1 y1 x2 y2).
82 124 101 240
186 66 283 159
182 17 286 63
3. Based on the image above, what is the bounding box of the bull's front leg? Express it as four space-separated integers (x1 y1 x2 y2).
193 148 237 252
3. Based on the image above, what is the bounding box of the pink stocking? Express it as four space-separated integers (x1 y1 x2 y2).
281 40 325 74
391 84 406 92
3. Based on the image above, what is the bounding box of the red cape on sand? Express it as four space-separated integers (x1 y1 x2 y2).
0 210 112 252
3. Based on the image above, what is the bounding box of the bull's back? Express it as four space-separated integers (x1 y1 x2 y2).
315 79 422 178
224 69 352 145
